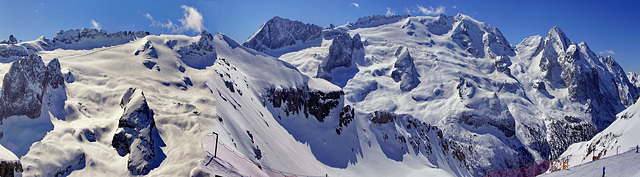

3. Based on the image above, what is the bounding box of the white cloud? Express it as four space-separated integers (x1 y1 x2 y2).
599 50 616 55
144 13 153 20
453 5 457 9
404 7 411 14
144 5 205 34
386 7 395 16
417 5 445 15
179 5 204 33
90 19 101 30
351 3 360 9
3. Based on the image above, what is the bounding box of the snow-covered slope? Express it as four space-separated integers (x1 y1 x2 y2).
553 98 640 172
0 31 218 176
540 150 640 177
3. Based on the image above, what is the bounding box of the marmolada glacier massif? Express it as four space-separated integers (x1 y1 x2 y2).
1 5 640 177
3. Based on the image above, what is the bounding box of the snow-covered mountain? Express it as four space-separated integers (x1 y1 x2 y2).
268 14 637 176
243 16 323 57
0 13 637 177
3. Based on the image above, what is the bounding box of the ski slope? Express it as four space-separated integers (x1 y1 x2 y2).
539 150 640 177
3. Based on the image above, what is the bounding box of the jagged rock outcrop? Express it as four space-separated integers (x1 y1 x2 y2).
348 15 410 29
134 40 158 58
0 54 64 121
317 33 364 80
176 30 216 69
0 35 18 45
243 16 323 55
627 72 640 90
263 86 343 122
53 28 149 46
112 88 159 175
427 14 454 35
391 46 419 91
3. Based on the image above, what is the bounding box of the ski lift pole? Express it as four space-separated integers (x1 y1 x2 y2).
205 131 219 166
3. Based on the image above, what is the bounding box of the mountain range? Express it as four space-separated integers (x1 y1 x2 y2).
0 14 638 177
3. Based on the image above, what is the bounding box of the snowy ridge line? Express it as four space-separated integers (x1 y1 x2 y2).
205 136 326 177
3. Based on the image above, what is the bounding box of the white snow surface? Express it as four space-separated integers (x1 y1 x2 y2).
0 144 18 161
539 150 640 177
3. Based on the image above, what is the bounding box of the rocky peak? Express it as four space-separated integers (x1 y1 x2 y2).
112 88 161 175
176 30 217 69
243 16 323 54
545 26 572 52
391 46 419 91
451 14 514 58
0 54 64 121
317 33 364 80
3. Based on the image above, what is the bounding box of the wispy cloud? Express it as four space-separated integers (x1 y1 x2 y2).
599 50 616 55
404 7 411 14
144 5 205 34
453 5 457 9
350 3 360 9
386 7 395 16
417 5 445 15
90 19 101 30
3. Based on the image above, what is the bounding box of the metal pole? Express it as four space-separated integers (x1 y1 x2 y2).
205 131 219 166
213 132 219 158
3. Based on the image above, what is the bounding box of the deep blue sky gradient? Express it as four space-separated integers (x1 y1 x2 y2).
1 0 638 73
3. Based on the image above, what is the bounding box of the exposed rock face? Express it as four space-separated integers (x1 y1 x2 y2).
627 72 640 90
0 35 18 45
134 40 158 58
427 14 454 35
263 86 343 122
0 160 22 177
0 46 29 59
0 54 64 121
112 88 159 175
177 30 216 69
243 16 323 54
349 15 410 29
0 145 22 177
53 28 149 45
391 46 419 91
317 33 364 80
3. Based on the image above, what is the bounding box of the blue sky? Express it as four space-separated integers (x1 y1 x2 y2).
1 0 638 73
